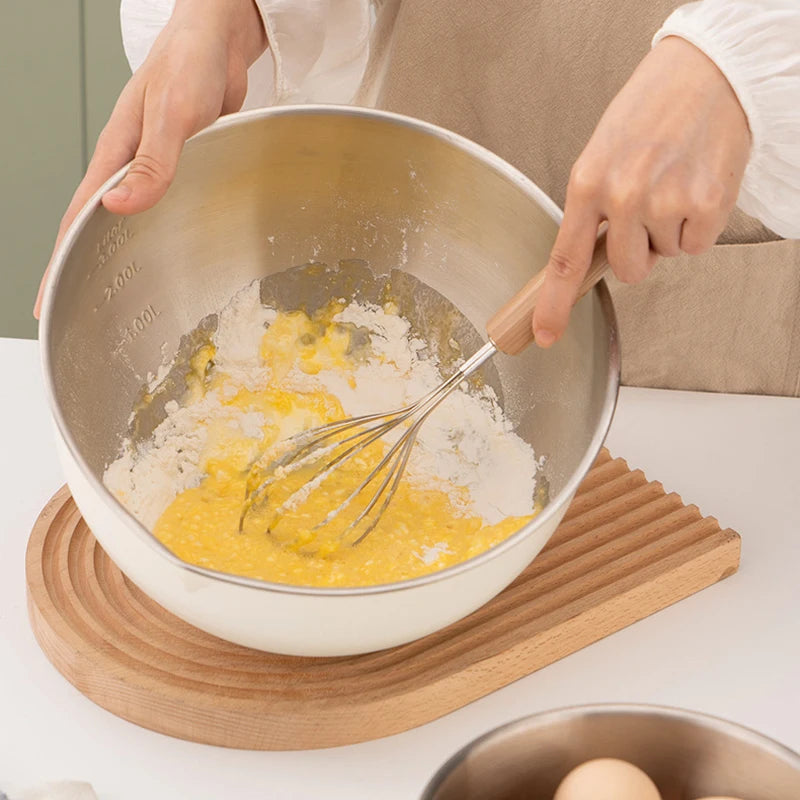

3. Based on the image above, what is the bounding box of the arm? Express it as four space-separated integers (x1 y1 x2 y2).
532 0 800 347
653 0 800 240
35 0 372 317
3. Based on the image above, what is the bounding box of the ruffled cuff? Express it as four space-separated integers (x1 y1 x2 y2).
654 0 800 239
253 0 371 105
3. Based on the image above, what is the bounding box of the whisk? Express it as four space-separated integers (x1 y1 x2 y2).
239 236 609 554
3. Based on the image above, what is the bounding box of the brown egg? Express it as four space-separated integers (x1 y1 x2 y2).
554 758 662 800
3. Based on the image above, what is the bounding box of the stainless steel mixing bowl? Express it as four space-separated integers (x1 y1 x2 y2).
421 704 800 799
40 106 619 656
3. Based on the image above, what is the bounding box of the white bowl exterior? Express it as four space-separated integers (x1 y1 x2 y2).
57 430 571 656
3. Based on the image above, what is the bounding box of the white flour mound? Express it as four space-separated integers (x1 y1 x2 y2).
104 280 540 531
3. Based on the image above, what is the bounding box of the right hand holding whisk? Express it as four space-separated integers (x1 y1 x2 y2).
532 36 750 349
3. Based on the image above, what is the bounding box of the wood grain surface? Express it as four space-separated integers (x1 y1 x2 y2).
25 449 740 750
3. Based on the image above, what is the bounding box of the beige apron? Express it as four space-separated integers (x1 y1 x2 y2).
369 0 800 396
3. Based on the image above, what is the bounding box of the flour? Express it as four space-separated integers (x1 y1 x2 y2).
295 302 540 524
415 542 453 565
212 283 276 391
104 392 221 529
104 278 540 536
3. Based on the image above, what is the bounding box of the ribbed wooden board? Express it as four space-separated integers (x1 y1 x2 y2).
26 449 740 750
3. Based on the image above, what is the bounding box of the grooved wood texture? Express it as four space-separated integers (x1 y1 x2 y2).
26 450 740 750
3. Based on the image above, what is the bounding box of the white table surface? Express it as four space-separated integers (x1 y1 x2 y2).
2 336 799 799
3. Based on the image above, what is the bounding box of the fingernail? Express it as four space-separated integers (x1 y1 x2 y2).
104 184 131 203
535 329 556 348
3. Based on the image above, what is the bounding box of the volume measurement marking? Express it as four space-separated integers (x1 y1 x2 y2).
93 261 142 311
117 304 161 349
88 219 134 279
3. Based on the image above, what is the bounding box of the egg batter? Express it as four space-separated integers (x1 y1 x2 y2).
106 280 543 588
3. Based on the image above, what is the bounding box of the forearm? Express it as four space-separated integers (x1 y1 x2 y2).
654 0 800 239
121 0 267 73
172 0 267 65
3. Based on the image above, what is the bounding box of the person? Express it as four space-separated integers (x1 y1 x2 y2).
37 0 800 395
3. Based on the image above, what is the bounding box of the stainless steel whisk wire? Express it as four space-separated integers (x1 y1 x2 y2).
241 233 609 553
240 340 498 546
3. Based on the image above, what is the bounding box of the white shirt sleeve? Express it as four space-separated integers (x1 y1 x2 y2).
119 0 370 109
253 0 371 105
119 0 173 72
654 0 800 239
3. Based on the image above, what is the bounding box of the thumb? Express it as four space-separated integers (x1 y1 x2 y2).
102 99 193 215
532 202 601 348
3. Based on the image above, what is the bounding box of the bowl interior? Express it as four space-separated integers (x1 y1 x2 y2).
44 108 616 555
423 706 800 800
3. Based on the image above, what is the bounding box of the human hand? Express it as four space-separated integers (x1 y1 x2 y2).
531 35 751 347
34 0 267 318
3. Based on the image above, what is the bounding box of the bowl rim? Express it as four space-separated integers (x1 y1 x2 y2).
40 103 620 597
420 702 800 798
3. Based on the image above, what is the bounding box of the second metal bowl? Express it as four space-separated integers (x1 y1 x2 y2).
422 704 800 800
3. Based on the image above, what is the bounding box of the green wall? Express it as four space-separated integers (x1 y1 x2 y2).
0 2 132 339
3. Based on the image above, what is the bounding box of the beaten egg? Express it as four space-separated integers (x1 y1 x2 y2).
153 304 541 588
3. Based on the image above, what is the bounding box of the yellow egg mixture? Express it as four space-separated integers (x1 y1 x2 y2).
152 305 541 587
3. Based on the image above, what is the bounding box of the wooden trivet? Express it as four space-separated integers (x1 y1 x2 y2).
26 449 740 750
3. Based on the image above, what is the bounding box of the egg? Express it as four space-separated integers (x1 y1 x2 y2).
150 304 545 587
694 797 746 800
554 758 662 800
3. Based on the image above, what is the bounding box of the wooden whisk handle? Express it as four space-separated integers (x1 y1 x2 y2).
486 232 609 355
